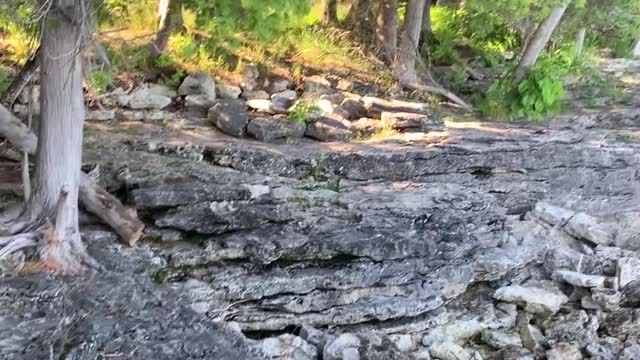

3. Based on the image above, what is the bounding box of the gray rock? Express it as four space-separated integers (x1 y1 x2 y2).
146 83 178 98
304 75 334 97
603 309 640 338
185 94 216 113
320 93 346 105
115 109 168 121
381 112 443 131
618 257 640 289
269 77 292 93
241 64 260 91
480 330 522 349
259 334 318 360
543 310 598 348
340 98 367 120
350 118 385 137
620 337 640 360
131 183 252 209
179 71 216 100
413 348 432 359
342 347 360 360
585 337 624 360
554 269 608 288
86 109 116 121
493 284 568 315
208 99 249 137
217 84 243 99
247 116 306 142
565 212 616 246
429 342 475 360
362 96 429 118
324 334 361 360
532 202 575 227
583 288 621 311
305 115 353 142
154 200 292 234
242 90 271 100
546 343 582 360
126 85 172 109
517 313 546 353
246 99 274 113
300 325 332 350
493 346 535 360
271 90 298 112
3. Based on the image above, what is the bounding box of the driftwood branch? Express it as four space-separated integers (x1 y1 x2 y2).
0 103 144 245
405 82 472 110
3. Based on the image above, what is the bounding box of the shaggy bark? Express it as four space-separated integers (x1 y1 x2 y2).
377 0 398 64
394 0 426 85
151 0 184 56
513 1 571 83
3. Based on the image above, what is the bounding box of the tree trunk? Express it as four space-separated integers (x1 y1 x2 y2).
1 46 40 108
151 0 184 56
346 0 371 26
513 1 571 83
377 0 398 65
422 0 432 34
633 39 640 58
574 28 586 58
394 0 426 85
22 0 90 272
322 0 338 26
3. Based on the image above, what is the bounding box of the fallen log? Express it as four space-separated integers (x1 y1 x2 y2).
0 103 144 245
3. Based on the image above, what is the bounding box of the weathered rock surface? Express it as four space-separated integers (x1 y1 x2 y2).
124 84 173 109
362 96 429 118
208 99 249 137
247 116 306 142
305 115 353 141
494 284 568 315
179 71 216 100
217 84 242 99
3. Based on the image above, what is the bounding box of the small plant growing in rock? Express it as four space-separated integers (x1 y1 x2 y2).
288 100 321 125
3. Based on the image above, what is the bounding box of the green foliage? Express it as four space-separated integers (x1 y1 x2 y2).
481 46 577 120
89 70 114 94
288 100 320 125
0 67 14 97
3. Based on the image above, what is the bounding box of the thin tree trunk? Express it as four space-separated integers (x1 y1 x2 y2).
22 0 90 272
151 0 183 56
377 0 398 65
346 0 371 26
1 46 40 108
513 1 571 83
575 28 586 58
394 0 426 85
633 39 640 58
322 0 338 26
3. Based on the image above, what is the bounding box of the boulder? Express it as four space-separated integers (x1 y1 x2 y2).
585 337 624 360
315 99 334 114
493 346 535 360
241 64 260 91
247 116 306 142
178 71 216 100
304 75 333 97
217 84 243 99
618 257 640 289
340 98 367 120
146 83 177 98
428 342 476 360
305 115 353 142
480 330 522 349
350 118 385 137
603 309 640 338
271 90 298 113
126 85 172 109
389 334 418 353
269 78 292 93
320 93 346 105
543 310 598 348
208 99 249 137
324 334 361 360
185 94 216 114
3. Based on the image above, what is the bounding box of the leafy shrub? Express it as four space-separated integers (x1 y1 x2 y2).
89 70 115 94
288 100 320 124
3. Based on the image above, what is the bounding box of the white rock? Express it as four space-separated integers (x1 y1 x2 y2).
342 347 360 360
324 333 361 360
618 257 640 289
127 86 172 109
316 99 334 113
429 342 474 360
184 94 216 110
259 334 318 360
546 343 582 360
494 285 568 314
246 99 273 113
146 83 177 98
481 330 522 349
86 109 116 121
555 270 607 288
389 334 418 353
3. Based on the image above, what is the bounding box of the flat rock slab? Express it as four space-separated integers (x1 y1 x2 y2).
494 284 568 315
247 116 306 142
362 96 429 118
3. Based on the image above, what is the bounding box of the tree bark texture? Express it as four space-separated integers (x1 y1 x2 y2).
513 1 571 83
394 0 426 85
152 0 184 55
423 0 432 34
322 0 339 26
377 0 398 64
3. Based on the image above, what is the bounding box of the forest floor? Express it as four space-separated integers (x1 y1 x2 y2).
1 58 640 360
